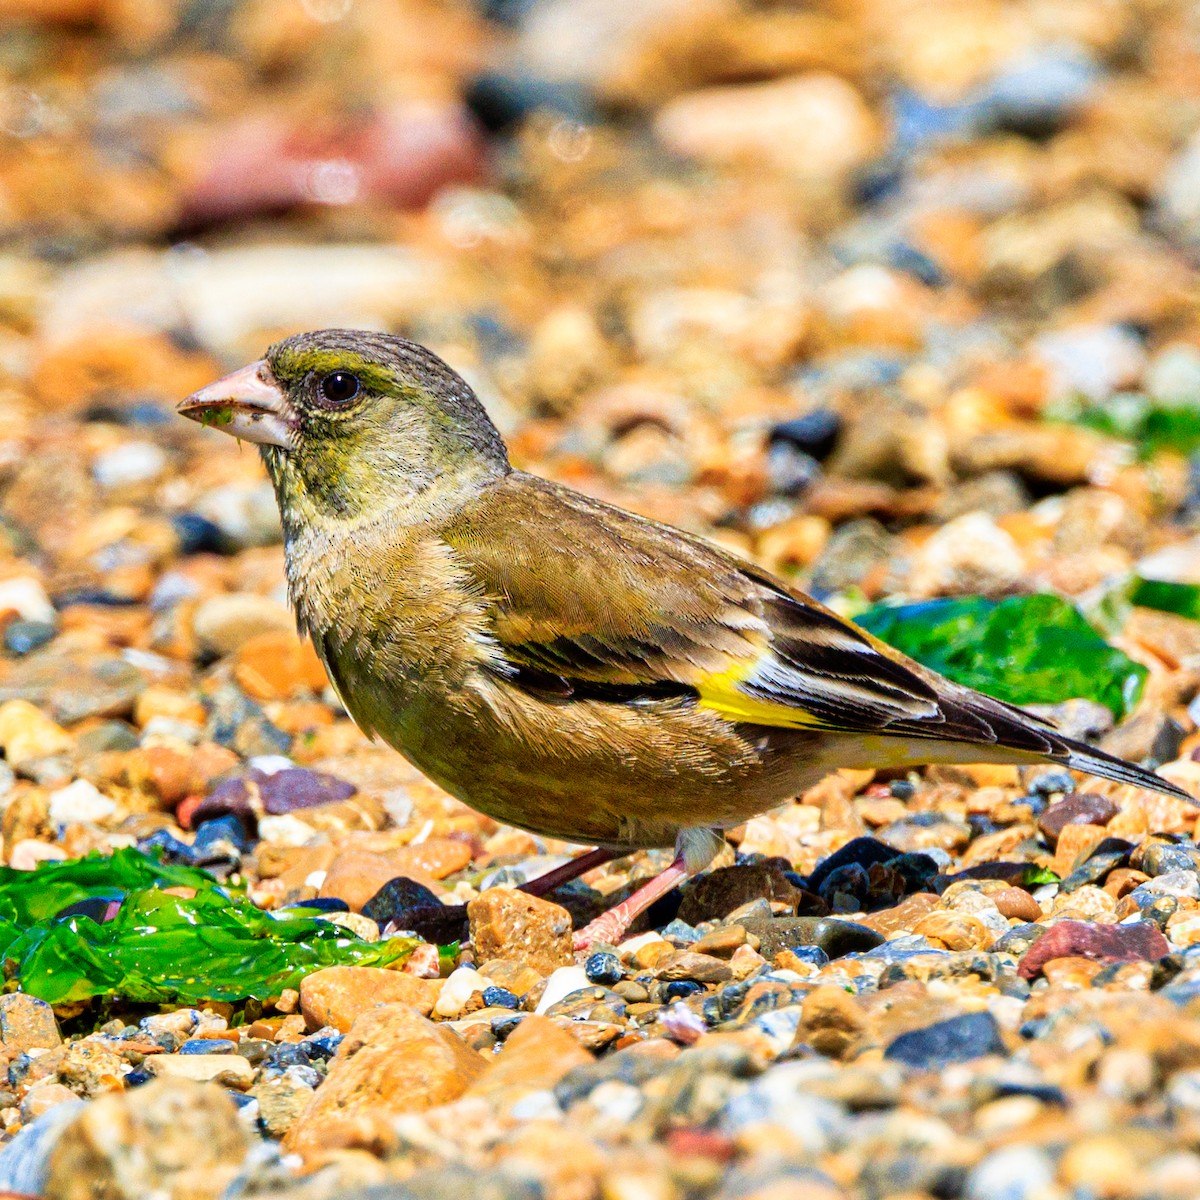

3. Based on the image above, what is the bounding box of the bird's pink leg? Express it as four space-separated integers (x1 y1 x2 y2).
572 854 690 951
519 847 617 897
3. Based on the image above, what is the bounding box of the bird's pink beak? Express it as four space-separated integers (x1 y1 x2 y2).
177 360 295 449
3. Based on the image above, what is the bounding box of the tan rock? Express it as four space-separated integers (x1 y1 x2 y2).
253 1075 316 1139
284 1003 487 1156
655 73 877 179
146 1054 255 1088
299 966 444 1031
57 1041 125 1097
477 959 546 997
858 892 939 936
798 984 868 1059
20 1081 77 1123
992 886 1043 923
465 1014 592 1108
467 887 573 974
1052 823 1109 878
0 993 61 1052
655 950 733 984
192 592 294 657
43 1077 250 1200
0 700 72 771
912 910 994 951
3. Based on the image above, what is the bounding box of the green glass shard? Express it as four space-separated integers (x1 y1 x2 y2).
854 594 1147 720
0 849 417 1005
1051 393 1200 459
1020 865 1059 887
1129 577 1200 622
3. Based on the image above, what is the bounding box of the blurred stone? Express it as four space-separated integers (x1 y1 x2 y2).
192 593 295 658
283 1004 486 1156
655 73 877 179
43 1078 249 1200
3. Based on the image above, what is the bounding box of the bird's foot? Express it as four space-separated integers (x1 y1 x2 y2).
572 856 691 952
573 909 629 952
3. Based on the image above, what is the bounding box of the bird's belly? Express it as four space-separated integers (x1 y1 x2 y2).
349 673 830 849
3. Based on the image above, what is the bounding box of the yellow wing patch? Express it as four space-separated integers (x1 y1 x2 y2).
696 658 828 730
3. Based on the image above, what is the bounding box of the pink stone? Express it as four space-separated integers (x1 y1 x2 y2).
1018 919 1169 980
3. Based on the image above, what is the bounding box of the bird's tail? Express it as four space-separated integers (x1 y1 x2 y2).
1057 738 1195 804
932 684 1197 805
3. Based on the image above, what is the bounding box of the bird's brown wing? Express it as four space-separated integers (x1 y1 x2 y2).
441 473 965 733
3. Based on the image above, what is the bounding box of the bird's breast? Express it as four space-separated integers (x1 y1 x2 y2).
281 518 500 733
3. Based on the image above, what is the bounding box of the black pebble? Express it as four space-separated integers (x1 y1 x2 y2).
768 409 841 460
584 952 623 986
171 512 228 555
482 986 520 1010
362 876 445 924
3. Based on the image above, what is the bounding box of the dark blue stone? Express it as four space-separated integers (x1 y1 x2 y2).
885 1012 1006 1069
136 828 196 864
765 442 821 496
55 894 122 923
465 72 593 133
280 897 349 915
491 1013 525 1040
124 1068 152 1087
3 620 56 656
1027 769 1075 798
178 1038 237 1054
193 813 251 855
806 837 898 892
664 981 703 1002
781 945 829 969
769 409 841 460
482 986 520 1010
584 951 623 987
171 512 228 556
818 862 871 907
303 1031 344 1059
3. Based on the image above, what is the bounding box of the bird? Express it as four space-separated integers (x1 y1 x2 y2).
179 329 1194 949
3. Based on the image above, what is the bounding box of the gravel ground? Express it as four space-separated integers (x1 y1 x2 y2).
3 1 1200 1198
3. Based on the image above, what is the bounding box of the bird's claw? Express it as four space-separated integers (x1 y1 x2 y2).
573 913 627 952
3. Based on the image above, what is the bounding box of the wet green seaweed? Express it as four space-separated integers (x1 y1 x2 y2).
0 849 415 1005
854 593 1147 720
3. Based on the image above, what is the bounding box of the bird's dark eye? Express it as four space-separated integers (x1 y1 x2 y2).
319 371 360 406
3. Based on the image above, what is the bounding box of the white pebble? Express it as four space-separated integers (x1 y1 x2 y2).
247 755 295 775
9 841 67 871
509 1090 561 1121
0 577 54 624
434 966 489 1018
616 932 668 962
535 966 591 1015
48 780 116 826
257 814 319 846
92 441 166 488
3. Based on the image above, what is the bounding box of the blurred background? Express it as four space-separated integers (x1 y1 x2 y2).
2 0 1200 645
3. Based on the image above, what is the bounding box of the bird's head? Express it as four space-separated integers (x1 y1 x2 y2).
178 329 509 526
